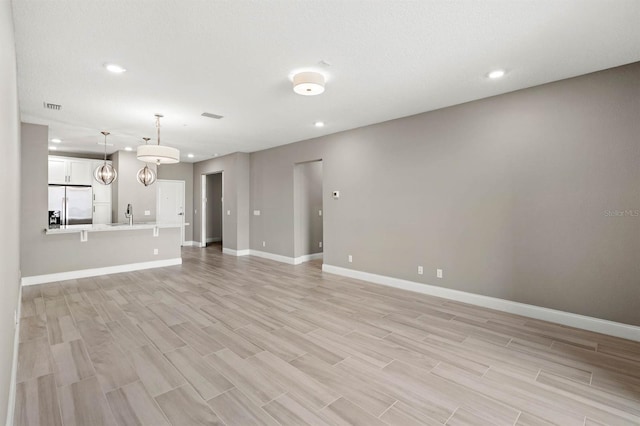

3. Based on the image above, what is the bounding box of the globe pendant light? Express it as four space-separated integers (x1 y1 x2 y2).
93 131 118 185
136 114 180 164
137 137 157 186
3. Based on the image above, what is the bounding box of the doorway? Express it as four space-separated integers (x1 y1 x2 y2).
201 172 223 249
294 160 323 262
156 180 186 245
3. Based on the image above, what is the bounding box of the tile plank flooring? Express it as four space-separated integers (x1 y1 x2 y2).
15 245 640 425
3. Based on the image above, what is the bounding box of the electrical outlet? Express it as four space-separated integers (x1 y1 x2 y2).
319 241 322 248
154 248 159 255
348 255 353 263
318 210 322 216
262 241 266 247
437 268 443 278
144 210 151 216
418 266 423 275
227 210 231 215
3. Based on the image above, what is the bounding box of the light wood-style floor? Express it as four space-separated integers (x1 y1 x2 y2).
15 244 640 425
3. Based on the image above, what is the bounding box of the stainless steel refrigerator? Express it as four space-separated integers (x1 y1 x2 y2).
48 185 93 226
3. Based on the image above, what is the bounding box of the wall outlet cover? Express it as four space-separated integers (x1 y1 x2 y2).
319 241 323 248
437 268 443 278
418 266 424 275
227 210 231 215
253 210 261 216
262 241 266 247
144 210 151 216
348 255 353 263
319 210 322 216
153 249 159 255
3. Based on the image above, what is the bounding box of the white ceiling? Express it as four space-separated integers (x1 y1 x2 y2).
12 0 640 162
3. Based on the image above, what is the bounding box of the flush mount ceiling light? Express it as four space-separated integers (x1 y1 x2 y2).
51 138 62 143
137 137 157 187
105 63 126 73
124 146 132 151
314 121 325 128
488 69 506 79
293 71 325 96
136 114 180 165
94 131 118 185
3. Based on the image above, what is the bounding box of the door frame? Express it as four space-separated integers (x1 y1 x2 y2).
156 179 186 245
201 171 224 248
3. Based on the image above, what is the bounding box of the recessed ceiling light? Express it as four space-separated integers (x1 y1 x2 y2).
49 146 57 150
51 138 62 143
105 63 127 73
314 121 325 128
187 153 194 158
488 69 506 79
124 147 132 151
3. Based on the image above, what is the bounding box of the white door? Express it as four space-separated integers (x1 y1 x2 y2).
157 180 185 245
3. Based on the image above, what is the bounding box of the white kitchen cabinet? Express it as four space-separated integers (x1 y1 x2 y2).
91 160 113 224
67 160 93 185
48 158 67 184
92 203 112 224
48 156 94 185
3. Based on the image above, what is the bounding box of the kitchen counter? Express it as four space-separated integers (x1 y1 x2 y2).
45 222 181 235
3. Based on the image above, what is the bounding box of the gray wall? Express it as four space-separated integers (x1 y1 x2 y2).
192 152 250 251
158 162 194 242
0 2 21 423
111 150 158 223
206 173 223 242
294 161 323 257
21 123 181 278
250 62 640 326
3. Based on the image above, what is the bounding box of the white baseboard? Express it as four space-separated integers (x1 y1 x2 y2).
206 237 222 243
21 258 183 286
321 264 640 342
6 285 21 426
293 252 323 265
249 250 296 265
222 248 251 256
183 241 196 247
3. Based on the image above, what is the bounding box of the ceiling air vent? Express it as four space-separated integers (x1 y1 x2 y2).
43 102 62 111
201 112 223 119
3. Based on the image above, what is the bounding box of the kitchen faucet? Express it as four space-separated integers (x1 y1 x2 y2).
125 203 133 225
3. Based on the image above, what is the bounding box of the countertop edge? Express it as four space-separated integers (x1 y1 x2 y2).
44 223 182 234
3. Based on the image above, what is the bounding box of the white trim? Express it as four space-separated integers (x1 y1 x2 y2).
223 250 322 265
182 240 197 247
21 258 182 286
249 250 295 264
206 237 222 243
293 252 323 265
222 248 251 256
321 264 640 342
6 285 21 426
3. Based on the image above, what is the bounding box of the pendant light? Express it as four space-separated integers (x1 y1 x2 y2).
93 131 118 185
136 114 180 164
137 137 157 186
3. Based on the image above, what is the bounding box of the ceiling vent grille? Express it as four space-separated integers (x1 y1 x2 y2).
43 102 62 111
201 112 223 119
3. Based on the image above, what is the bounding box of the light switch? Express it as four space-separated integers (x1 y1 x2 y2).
227 210 231 215
144 210 151 216
437 269 443 278
318 210 322 216
253 210 261 216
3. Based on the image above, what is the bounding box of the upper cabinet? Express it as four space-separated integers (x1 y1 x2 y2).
48 156 93 185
